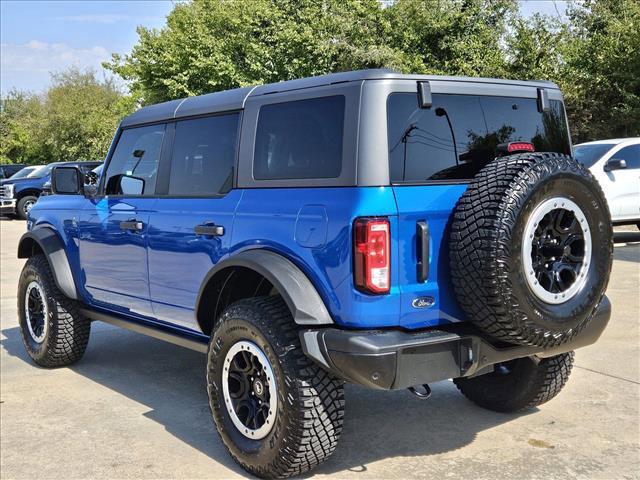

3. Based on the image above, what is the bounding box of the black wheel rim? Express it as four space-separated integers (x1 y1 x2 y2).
222 341 277 439
25 281 47 342
523 197 591 304
531 208 585 293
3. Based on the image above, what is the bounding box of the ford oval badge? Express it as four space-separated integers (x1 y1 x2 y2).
412 296 435 308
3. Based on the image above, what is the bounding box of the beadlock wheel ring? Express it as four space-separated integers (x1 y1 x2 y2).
522 197 592 304
222 340 277 440
25 280 48 343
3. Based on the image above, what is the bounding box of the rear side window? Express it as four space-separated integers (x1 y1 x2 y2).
169 113 239 195
387 93 570 183
104 124 165 195
253 96 345 180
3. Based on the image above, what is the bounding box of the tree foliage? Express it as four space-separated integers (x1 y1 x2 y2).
0 69 134 165
562 0 640 141
105 0 640 143
3 0 638 166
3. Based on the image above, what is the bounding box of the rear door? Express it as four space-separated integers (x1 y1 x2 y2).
388 90 571 329
147 113 241 330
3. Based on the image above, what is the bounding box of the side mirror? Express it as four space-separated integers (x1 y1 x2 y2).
604 158 627 172
120 175 145 195
51 166 83 195
105 174 145 195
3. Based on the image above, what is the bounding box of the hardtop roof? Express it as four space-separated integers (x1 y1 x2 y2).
121 69 560 128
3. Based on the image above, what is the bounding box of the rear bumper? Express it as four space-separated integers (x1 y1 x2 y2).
301 296 611 390
0 198 16 214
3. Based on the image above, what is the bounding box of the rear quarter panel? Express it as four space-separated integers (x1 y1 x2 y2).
232 187 402 328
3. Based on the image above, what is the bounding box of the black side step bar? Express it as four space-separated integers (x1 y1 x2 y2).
81 308 209 353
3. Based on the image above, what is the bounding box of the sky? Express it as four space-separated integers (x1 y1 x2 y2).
0 0 569 96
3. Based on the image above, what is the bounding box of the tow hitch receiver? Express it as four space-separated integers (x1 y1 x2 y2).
408 384 431 399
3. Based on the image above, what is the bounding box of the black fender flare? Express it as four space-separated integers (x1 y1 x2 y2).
17 228 78 300
197 249 334 326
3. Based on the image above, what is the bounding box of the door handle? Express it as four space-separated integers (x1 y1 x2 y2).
194 223 225 237
120 220 144 231
416 220 429 282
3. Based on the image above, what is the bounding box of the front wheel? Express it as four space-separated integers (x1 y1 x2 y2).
453 352 575 412
207 296 345 478
17 255 91 367
16 195 38 220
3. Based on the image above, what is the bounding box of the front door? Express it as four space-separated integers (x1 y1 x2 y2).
609 144 640 220
147 113 241 330
78 123 166 317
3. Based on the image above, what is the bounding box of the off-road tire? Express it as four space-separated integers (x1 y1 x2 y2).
453 352 574 412
17 255 91 367
207 296 345 479
450 152 613 348
16 195 38 220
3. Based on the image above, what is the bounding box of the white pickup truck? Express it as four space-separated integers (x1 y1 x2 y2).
574 137 640 228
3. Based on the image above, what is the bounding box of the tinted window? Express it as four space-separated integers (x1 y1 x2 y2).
387 93 570 182
254 96 345 180
169 114 239 195
9 167 38 179
27 164 55 178
104 125 165 195
614 144 640 169
573 143 615 168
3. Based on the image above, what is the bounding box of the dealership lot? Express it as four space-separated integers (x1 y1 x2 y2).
1 218 638 479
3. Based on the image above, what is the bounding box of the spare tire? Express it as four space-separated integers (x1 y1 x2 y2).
450 152 612 348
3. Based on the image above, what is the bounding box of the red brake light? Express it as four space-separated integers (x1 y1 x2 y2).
506 142 535 153
354 218 390 294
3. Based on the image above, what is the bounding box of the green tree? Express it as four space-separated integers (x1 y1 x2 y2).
561 0 640 142
105 0 409 104
0 90 48 164
385 0 517 77
43 69 135 161
0 69 134 165
506 0 640 142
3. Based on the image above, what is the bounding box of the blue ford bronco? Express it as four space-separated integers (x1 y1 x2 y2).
17 70 612 478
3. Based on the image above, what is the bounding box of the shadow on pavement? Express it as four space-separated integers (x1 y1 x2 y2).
613 243 640 264
1 322 530 475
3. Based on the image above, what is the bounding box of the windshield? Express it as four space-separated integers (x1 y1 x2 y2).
26 163 56 178
9 166 39 179
573 144 615 168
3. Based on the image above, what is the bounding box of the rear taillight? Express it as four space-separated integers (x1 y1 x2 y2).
354 218 390 294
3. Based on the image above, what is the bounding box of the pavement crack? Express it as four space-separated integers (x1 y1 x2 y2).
574 365 640 385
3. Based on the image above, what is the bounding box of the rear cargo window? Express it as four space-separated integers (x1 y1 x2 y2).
387 93 570 183
253 96 345 180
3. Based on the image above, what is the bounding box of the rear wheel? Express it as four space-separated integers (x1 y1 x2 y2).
453 352 575 412
207 296 344 478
